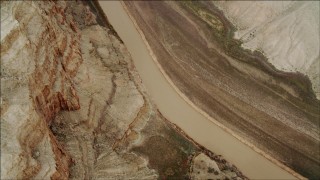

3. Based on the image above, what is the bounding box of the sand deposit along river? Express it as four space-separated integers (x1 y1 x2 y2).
99 1 299 179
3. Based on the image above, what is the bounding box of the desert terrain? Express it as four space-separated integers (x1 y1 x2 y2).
214 1 320 99
0 1 246 179
124 1 320 179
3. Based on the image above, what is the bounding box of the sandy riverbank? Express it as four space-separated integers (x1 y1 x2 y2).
98 1 304 179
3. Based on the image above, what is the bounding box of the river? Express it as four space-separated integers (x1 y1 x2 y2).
98 1 300 179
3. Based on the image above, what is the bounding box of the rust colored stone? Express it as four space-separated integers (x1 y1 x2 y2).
42 85 50 103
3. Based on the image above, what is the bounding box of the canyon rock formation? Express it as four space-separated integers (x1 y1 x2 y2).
0 1 246 179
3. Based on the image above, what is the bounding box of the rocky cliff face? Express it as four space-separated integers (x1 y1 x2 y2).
1 1 80 179
1 1 246 179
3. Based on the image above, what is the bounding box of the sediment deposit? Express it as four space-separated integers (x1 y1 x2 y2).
123 1 320 179
213 1 320 99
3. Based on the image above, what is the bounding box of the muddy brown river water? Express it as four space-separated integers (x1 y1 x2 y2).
99 1 301 179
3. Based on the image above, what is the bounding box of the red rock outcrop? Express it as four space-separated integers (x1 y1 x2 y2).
1 1 247 179
1 1 83 179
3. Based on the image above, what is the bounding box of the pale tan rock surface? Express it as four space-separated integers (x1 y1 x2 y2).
213 1 320 99
1 1 246 179
191 153 238 180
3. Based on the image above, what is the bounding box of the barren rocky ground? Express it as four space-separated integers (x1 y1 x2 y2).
213 1 320 99
124 1 320 179
0 1 246 179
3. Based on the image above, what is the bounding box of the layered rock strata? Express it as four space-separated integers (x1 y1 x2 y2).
1 1 246 179
123 1 320 179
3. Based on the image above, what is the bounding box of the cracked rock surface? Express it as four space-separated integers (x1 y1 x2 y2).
1 1 246 179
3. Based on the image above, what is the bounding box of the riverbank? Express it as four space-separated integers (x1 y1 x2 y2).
122 1 320 178
98 1 304 179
